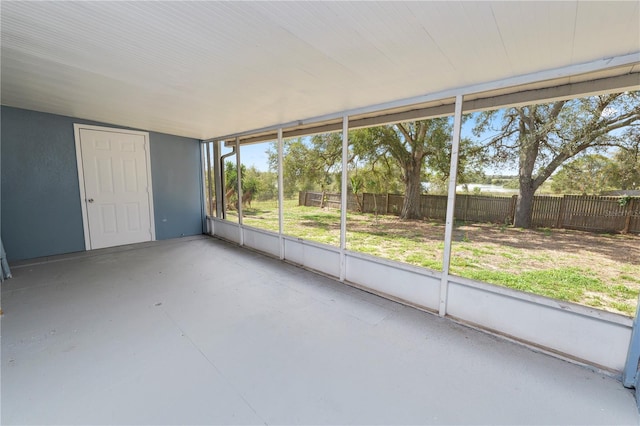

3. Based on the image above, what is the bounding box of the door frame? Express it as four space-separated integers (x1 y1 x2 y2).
73 123 156 250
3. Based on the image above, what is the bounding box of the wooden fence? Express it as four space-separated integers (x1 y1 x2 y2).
299 191 640 234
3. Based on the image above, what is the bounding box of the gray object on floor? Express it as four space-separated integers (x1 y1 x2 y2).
1 238 12 281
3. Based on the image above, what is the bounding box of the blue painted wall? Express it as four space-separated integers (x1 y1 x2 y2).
149 132 204 241
1 106 203 261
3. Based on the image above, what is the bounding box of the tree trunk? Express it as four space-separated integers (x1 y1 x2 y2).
354 193 363 212
515 121 539 229
514 184 535 228
400 165 423 219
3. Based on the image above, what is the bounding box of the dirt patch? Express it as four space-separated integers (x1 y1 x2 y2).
350 215 639 269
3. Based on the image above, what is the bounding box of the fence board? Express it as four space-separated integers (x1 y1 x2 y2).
305 191 323 208
324 192 342 209
532 196 562 228
459 195 513 224
422 194 448 220
387 194 404 215
626 198 640 233
299 191 640 234
561 195 629 232
362 193 389 214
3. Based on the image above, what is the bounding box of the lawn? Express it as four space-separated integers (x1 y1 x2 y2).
228 198 640 316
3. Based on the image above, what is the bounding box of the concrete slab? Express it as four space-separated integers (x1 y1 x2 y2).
2 236 638 425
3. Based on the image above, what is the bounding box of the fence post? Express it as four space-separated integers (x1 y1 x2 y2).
509 195 518 225
623 198 636 234
464 194 470 222
556 196 566 229
385 193 390 215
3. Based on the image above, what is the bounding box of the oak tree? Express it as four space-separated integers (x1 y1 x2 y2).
475 91 640 228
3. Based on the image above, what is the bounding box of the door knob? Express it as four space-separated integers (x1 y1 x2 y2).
87 198 94 203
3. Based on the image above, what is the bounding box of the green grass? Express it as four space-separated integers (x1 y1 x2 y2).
460 268 605 302
500 252 517 260
405 254 442 270
619 274 640 284
223 198 639 316
612 302 634 314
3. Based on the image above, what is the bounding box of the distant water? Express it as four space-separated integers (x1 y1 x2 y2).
455 184 518 194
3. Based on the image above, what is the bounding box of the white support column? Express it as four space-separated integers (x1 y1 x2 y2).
277 128 285 260
200 142 209 232
206 142 214 217
439 94 464 317
623 294 640 389
200 142 211 216
340 116 349 282
236 137 244 246
213 141 223 219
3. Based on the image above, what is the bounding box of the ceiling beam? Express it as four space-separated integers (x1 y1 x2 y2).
223 70 639 147
464 72 640 113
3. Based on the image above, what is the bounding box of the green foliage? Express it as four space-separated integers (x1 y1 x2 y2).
550 154 615 195
501 178 520 189
268 136 343 197
348 117 482 218
224 161 240 206
550 137 640 195
224 162 270 207
257 171 278 201
265 116 487 212
619 195 632 207
606 128 640 190
268 138 312 197
349 174 363 194
349 119 459 187
348 161 404 195
244 176 260 195
309 132 344 192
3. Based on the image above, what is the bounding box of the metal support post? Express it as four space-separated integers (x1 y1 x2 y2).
623 294 640 389
278 128 285 260
214 141 224 219
340 116 349 282
439 94 464 317
235 137 244 245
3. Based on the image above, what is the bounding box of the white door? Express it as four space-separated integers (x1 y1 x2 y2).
75 125 155 250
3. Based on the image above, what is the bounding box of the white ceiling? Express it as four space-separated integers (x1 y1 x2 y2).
1 1 639 140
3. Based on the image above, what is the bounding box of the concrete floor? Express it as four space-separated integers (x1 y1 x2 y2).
1 236 638 425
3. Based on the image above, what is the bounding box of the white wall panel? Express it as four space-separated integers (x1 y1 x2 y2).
345 252 441 311
283 238 340 278
446 278 632 371
242 227 280 258
212 219 240 244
